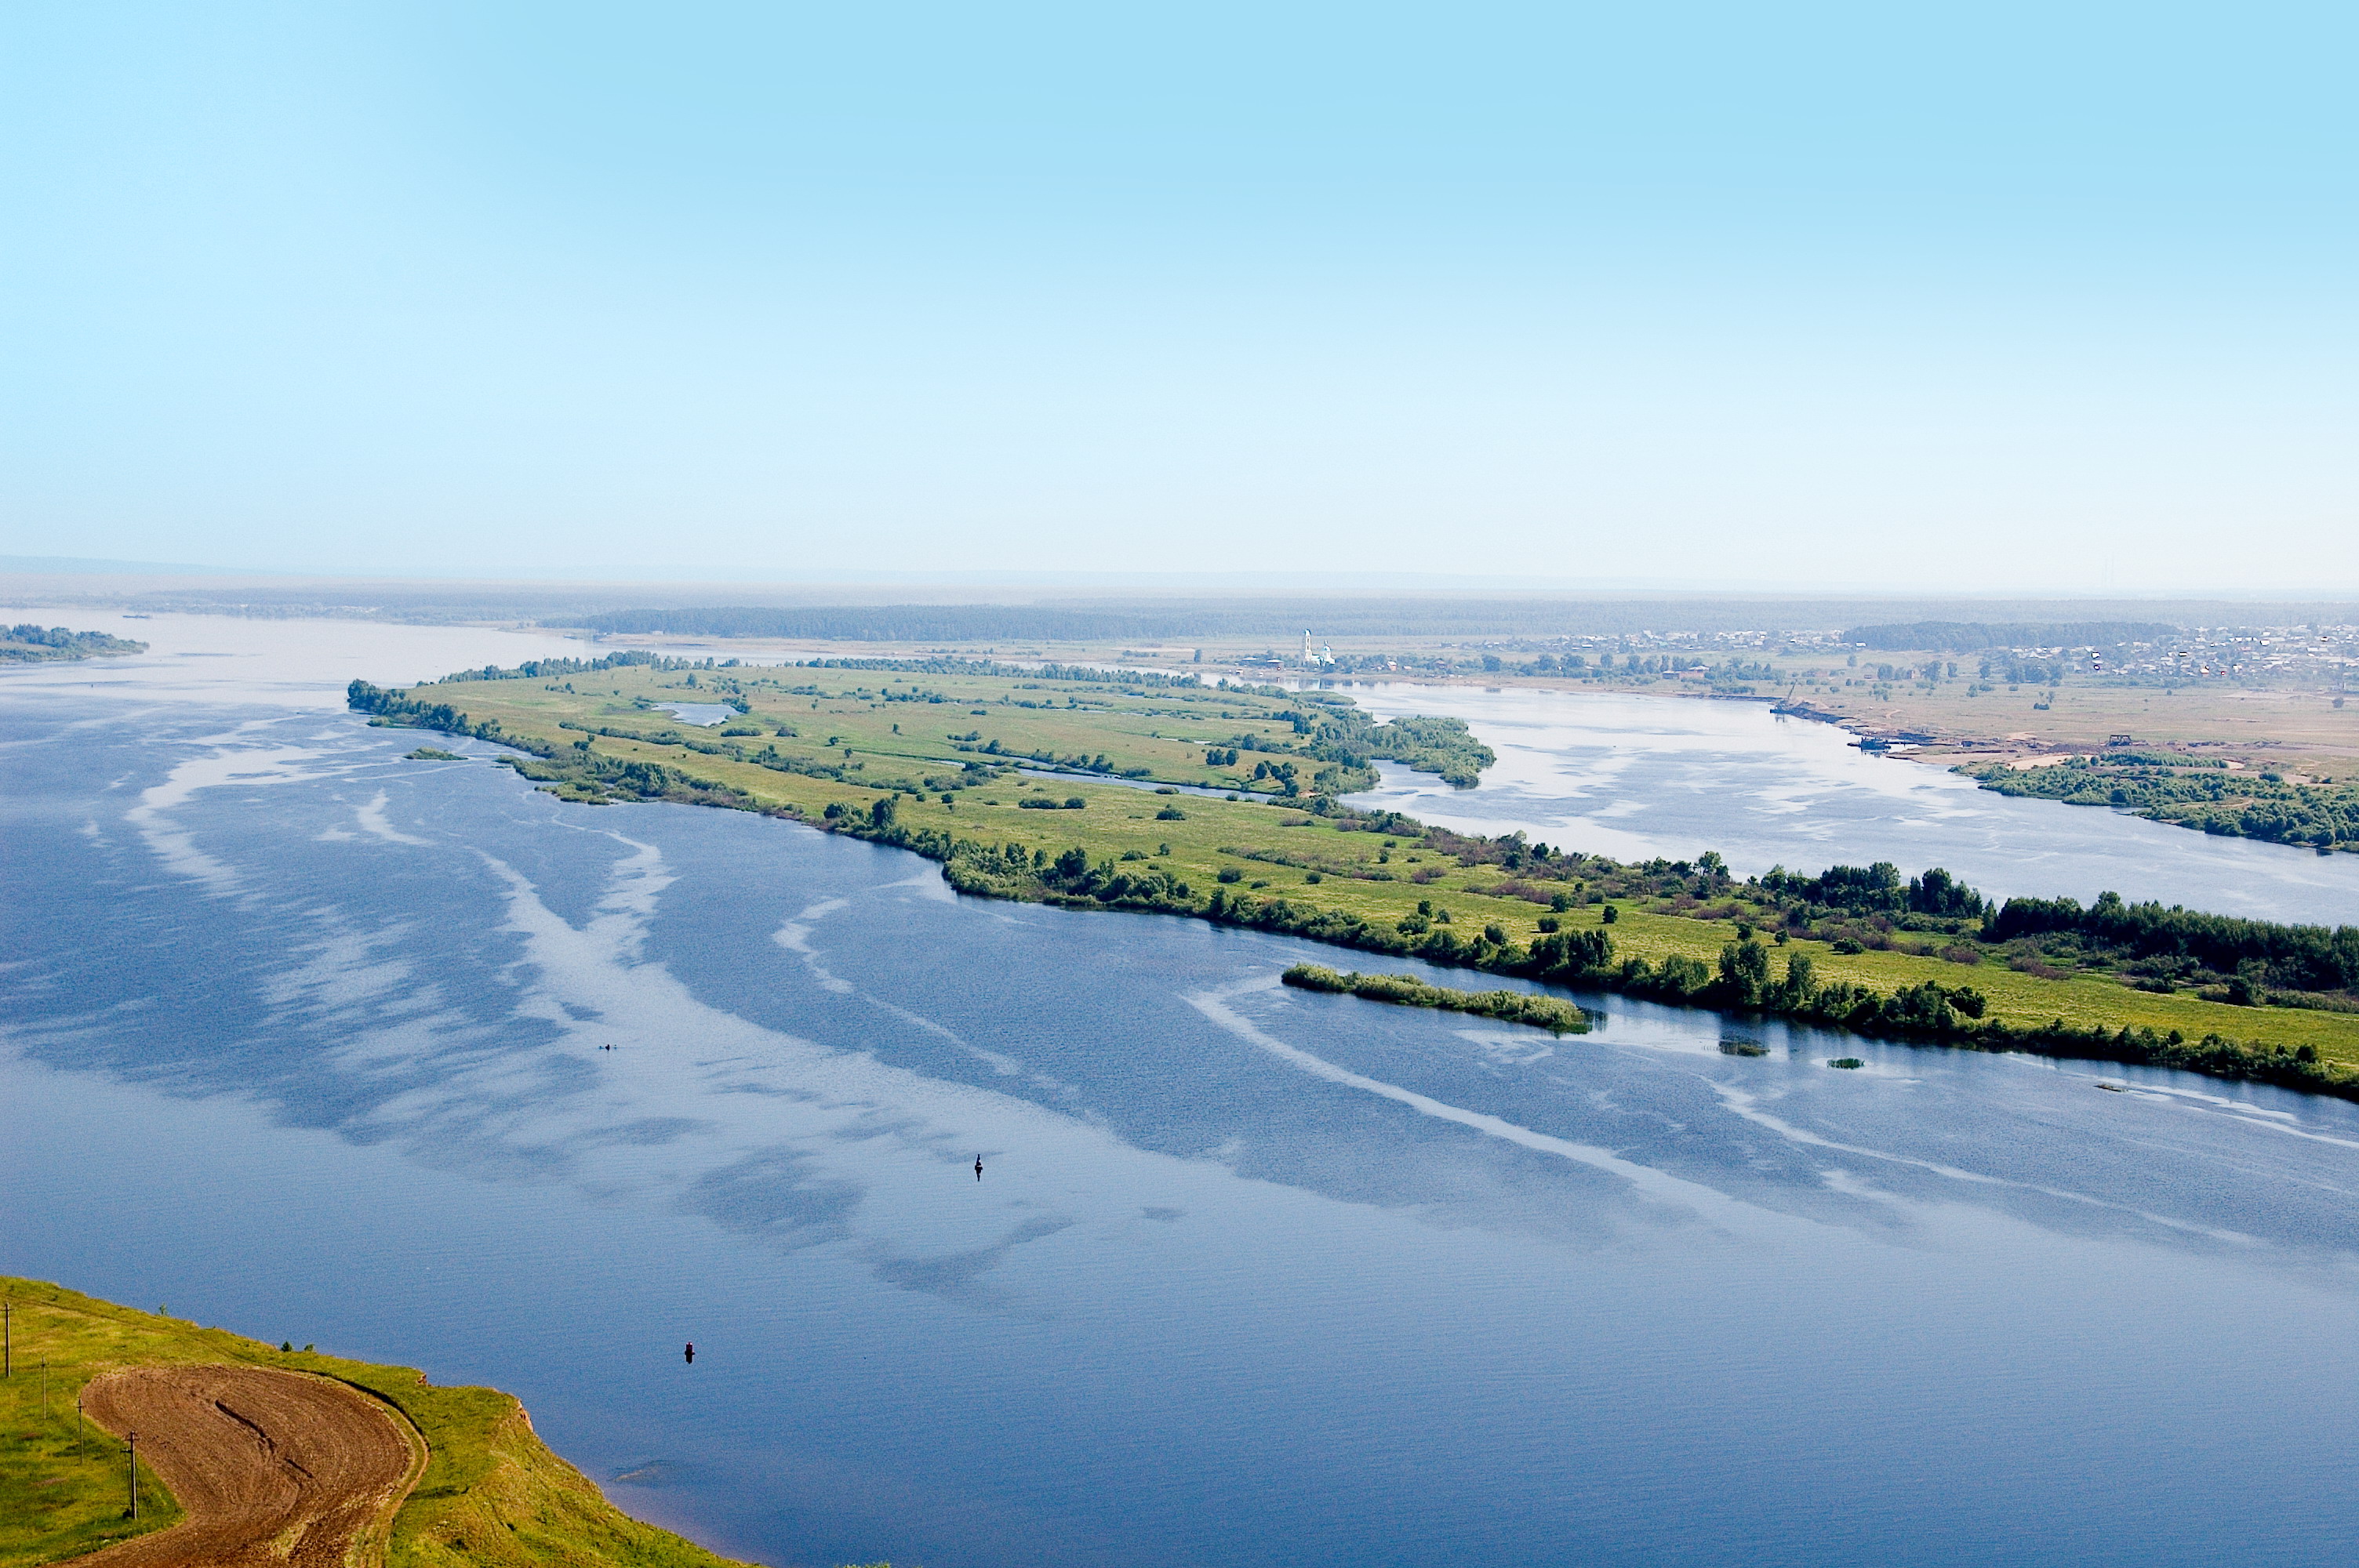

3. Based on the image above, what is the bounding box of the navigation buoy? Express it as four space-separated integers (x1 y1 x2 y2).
684 1342 695 1364
974 1156 983 1181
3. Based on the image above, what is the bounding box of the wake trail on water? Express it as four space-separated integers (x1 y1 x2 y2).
1705 1080 2263 1245
1186 977 1768 1231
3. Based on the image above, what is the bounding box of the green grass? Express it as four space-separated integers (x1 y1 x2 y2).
0 1292 182 1568
0 1279 758 1568
365 659 2359 1080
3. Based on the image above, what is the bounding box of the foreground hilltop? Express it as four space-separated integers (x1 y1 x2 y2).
0 1279 778 1568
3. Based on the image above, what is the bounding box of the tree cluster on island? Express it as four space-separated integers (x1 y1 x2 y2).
0 623 147 661
1972 754 2358 853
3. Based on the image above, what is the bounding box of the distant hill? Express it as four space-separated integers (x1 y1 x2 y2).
1845 620 2183 652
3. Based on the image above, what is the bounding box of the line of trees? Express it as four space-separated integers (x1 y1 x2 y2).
1757 862 1987 919
1988 891 2359 993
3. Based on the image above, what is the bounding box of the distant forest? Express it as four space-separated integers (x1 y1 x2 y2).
1845 621 2182 652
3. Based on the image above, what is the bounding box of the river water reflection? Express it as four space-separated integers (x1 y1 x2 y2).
1342 681 2359 925
5 622 2359 1567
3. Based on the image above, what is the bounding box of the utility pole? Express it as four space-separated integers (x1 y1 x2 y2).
78 1394 84 1458
126 1432 138 1520
4 1296 11 1377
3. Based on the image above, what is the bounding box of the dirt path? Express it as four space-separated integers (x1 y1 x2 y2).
74 1364 423 1567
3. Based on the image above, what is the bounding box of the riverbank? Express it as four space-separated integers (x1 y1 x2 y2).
0 1279 753 1568
343 655 2359 1098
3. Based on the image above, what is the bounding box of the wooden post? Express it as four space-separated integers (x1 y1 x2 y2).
127 1432 138 1520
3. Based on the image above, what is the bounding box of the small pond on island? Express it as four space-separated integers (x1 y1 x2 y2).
653 702 738 727
5 619 2359 1568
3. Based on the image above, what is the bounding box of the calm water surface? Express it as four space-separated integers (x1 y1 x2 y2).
6 622 2359 1567
1343 681 2359 924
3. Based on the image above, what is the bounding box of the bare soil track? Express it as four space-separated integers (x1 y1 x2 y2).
74 1365 423 1567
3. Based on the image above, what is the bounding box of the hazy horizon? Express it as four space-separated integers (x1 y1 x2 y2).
12 554 2359 604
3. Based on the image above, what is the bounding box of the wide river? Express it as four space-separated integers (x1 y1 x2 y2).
6 616 2359 1568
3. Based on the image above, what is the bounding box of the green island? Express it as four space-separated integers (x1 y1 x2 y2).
0 1277 773 1568
0 625 146 663
1281 964 1593 1034
346 653 2359 1097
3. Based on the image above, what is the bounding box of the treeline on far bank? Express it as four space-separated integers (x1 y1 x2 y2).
1969 753 2359 855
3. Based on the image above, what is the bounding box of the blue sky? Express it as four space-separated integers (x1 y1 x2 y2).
3 2 2353 590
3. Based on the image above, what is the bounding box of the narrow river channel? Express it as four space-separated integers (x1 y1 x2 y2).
1341 680 2359 925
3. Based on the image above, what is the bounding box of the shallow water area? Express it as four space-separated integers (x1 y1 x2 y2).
654 702 737 727
1340 681 2359 924
7 621 2359 1567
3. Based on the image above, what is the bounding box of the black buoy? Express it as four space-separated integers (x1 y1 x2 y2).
974 1156 983 1181
684 1342 695 1364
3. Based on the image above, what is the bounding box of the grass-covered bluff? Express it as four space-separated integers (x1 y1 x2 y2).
349 653 2359 1097
0 1278 759 1568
